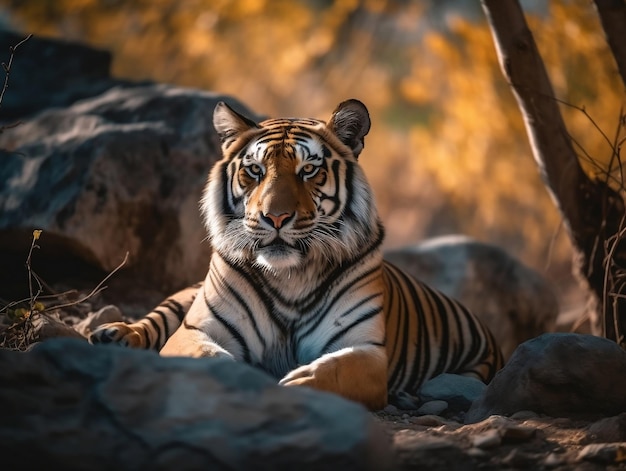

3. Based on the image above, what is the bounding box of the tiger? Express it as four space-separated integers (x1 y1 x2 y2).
90 99 503 410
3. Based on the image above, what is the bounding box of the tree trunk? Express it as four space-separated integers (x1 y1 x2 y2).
480 0 626 346
593 0 626 89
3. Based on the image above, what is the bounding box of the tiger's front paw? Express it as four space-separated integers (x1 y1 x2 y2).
279 363 325 389
89 322 143 348
279 348 388 410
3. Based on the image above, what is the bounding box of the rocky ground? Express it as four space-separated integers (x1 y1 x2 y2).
2 282 626 470
376 407 626 470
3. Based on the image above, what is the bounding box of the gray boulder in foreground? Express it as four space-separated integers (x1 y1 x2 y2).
466 333 626 423
0 339 391 470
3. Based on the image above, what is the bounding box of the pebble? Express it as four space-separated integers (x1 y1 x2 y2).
501 424 537 442
585 413 626 443
472 429 502 449
74 305 124 337
416 400 448 416
510 410 539 421
577 442 626 463
500 449 537 467
382 404 400 415
409 415 450 427
543 452 565 467
466 447 488 458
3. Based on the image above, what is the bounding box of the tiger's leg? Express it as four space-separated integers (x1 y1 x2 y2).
279 345 388 410
159 320 234 360
89 283 202 350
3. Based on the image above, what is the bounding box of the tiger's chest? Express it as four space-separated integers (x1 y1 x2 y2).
245 302 342 379
194 252 385 379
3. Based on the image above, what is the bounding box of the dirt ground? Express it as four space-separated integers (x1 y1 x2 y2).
375 409 626 470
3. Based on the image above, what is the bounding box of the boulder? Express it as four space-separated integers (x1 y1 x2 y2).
0 338 391 470
466 333 626 423
0 82 258 300
384 235 559 360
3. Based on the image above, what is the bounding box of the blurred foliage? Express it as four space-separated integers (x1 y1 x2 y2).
3 0 625 285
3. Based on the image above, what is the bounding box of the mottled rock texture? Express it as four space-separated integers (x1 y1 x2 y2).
0 82 256 298
466 333 626 423
0 338 391 470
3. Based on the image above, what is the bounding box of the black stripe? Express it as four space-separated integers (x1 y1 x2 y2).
299 224 384 313
298 264 379 335
162 299 186 322
211 309 251 363
152 309 170 342
320 306 383 353
146 316 161 350
384 266 410 390
221 256 290 335
211 267 267 350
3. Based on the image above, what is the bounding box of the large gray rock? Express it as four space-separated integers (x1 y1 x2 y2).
385 235 559 360
0 83 257 299
466 333 626 423
0 338 391 470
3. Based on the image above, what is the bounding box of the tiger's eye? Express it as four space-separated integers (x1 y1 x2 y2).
300 163 319 180
245 163 264 180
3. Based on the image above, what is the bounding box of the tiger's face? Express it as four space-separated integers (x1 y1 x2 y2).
202 100 380 273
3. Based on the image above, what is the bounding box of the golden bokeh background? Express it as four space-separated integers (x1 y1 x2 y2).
3 0 625 315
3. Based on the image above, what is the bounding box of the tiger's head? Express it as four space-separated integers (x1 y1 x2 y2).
202 99 382 273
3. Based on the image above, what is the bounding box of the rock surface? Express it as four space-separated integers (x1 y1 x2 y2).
0 82 257 299
0 338 391 470
466 333 626 423
385 234 559 360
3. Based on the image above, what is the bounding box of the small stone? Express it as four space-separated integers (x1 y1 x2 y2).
501 449 539 467
417 373 486 412
577 442 626 463
472 429 502 449
388 391 421 410
543 452 565 467
501 424 537 442
466 447 488 458
416 400 448 416
586 413 626 443
382 404 400 415
510 410 539 421
30 313 86 342
409 415 449 427
74 305 124 337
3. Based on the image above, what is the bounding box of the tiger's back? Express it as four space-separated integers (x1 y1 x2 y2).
90 99 503 409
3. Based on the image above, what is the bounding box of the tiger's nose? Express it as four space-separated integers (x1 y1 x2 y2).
262 212 293 229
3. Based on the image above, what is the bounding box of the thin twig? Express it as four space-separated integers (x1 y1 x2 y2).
25 230 43 314
43 252 129 312
0 33 32 111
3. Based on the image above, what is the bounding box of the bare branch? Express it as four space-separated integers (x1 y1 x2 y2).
593 0 626 89
43 252 129 312
0 33 32 111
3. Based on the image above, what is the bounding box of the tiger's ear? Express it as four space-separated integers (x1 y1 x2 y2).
327 99 371 158
213 101 259 147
